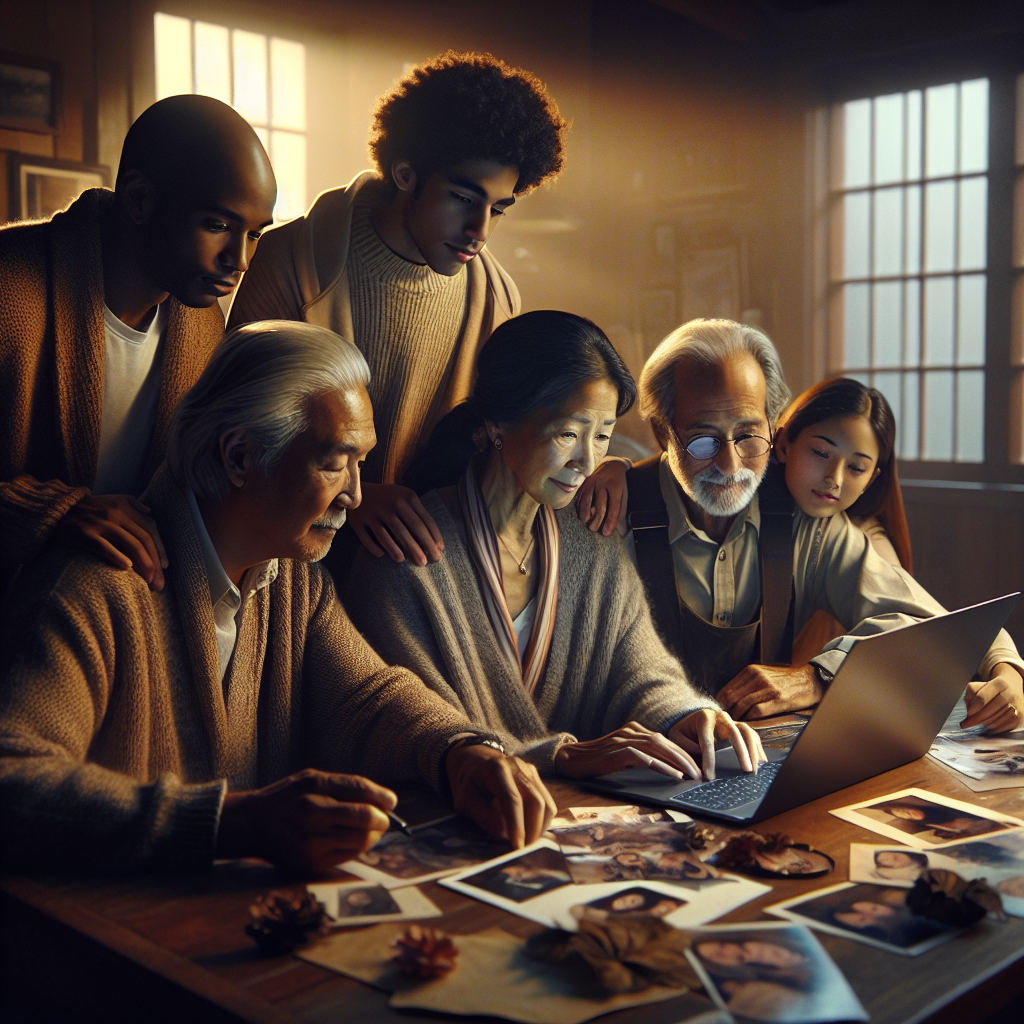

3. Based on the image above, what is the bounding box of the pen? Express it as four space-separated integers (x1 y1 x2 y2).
387 811 414 836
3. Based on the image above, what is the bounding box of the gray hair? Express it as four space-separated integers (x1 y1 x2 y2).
638 318 791 440
167 320 371 501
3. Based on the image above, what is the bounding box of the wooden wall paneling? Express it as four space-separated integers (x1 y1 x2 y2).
93 1 133 176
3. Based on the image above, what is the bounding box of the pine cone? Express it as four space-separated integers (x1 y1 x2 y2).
391 924 459 978
245 890 330 955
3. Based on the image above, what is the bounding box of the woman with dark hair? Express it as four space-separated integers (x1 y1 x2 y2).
348 311 764 779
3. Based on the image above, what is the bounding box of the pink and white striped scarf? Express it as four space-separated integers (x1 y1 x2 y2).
458 460 560 697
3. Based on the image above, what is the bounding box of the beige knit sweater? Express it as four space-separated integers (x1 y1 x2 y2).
0 189 224 597
227 171 520 484
0 466 480 871
347 490 719 772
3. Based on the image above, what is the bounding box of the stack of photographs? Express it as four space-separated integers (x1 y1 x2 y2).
848 830 1024 917
440 838 771 929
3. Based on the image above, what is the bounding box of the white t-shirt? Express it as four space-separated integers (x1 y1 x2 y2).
92 304 165 496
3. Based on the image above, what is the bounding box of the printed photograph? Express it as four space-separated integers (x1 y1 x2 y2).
830 787 1024 848
849 845 931 885
555 805 690 825
578 886 687 919
768 882 962 955
929 731 1024 791
459 846 572 903
551 819 724 885
305 881 442 928
687 923 868 1023
343 815 512 884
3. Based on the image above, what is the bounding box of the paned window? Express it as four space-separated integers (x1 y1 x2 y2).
154 12 306 221
830 80 989 463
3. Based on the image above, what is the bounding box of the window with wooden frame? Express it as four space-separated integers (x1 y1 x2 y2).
811 70 1024 483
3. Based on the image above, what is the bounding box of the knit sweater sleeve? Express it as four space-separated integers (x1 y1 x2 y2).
0 474 90 564
0 570 223 872
301 567 478 793
589 531 720 733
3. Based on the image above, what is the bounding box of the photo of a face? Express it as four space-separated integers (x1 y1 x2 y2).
830 788 1024 849
687 924 868 1022
334 885 401 919
871 850 929 882
460 847 572 903
583 887 686 918
350 816 512 882
770 882 960 955
752 846 834 877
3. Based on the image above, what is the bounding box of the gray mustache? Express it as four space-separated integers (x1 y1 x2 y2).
312 510 347 530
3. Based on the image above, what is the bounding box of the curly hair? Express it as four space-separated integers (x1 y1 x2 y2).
368 51 567 194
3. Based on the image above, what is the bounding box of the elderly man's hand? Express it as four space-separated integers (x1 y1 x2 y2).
667 709 766 780
54 494 168 591
576 458 629 537
717 663 824 720
962 664 1024 734
447 742 555 848
555 722 702 780
347 482 444 566
216 769 396 875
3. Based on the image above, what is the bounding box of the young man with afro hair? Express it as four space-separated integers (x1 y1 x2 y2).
228 51 567 569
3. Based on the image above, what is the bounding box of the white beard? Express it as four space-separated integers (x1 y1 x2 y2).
308 509 346 562
689 464 764 517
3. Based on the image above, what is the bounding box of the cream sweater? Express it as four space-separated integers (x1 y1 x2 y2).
227 172 520 485
0 466 481 871
347 490 719 772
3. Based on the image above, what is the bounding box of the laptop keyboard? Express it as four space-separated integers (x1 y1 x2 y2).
670 760 782 811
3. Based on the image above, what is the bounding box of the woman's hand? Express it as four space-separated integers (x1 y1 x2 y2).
667 709 766 780
962 664 1024 734
554 722 702 780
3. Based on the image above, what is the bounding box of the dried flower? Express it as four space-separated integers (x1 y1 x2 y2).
245 890 329 955
391 924 459 978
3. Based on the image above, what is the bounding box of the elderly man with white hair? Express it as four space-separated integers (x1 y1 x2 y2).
578 318 1022 719
0 320 554 873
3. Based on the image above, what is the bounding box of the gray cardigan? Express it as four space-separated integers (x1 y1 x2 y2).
347 490 718 772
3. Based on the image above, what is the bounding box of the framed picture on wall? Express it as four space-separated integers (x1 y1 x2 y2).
6 154 110 223
0 53 58 134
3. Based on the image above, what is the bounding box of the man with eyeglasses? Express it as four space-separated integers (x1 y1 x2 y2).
579 318 1009 720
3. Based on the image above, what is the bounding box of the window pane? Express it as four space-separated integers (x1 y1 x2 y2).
193 22 230 103
924 179 955 272
843 191 870 278
270 38 305 130
844 99 872 188
958 176 987 270
270 130 306 220
873 187 903 276
233 30 267 125
843 283 870 368
924 276 954 366
904 184 921 274
959 79 988 174
923 370 954 460
906 90 922 180
902 371 920 459
874 93 904 185
957 274 986 365
925 83 957 178
873 280 902 367
154 12 192 99
904 278 921 364
955 369 984 462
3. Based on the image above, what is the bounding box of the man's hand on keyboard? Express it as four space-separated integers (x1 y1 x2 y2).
667 709 766 781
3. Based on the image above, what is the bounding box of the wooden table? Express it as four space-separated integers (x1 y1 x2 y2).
2 754 1023 1024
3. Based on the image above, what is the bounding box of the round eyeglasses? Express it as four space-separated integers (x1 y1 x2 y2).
671 429 772 461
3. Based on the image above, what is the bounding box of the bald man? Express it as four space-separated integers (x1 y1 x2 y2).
0 95 276 600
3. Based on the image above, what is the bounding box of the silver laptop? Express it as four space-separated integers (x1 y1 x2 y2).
581 593 1020 823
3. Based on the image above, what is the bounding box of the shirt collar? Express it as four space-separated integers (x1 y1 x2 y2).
185 489 278 609
656 452 761 546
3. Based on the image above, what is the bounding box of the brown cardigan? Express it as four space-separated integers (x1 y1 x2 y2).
0 464 480 871
0 188 224 595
